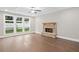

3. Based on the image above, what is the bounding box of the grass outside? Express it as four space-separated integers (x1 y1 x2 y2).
6 29 14 34
24 28 29 32
5 27 30 34
16 28 23 32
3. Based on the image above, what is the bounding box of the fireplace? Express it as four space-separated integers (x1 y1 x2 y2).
42 22 57 38
45 28 53 33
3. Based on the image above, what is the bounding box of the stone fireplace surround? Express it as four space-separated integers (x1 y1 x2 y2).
42 22 57 38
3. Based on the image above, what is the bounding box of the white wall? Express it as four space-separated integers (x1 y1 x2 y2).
0 12 4 36
35 7 79 42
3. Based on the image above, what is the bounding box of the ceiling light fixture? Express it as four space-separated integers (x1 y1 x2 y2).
29 7 42 14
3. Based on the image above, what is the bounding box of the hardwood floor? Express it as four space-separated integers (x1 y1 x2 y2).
0 33 79 52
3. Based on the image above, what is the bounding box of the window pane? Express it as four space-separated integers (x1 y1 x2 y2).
5 21 14 23
16 17 22 21
5 27 14 34
5 16 13 20
24 27 29 32
16 27 22 32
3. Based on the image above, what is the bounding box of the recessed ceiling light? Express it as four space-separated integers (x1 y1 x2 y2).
4 9 8 11
31 11 35 13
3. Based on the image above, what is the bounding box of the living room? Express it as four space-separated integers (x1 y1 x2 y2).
0 7 79 52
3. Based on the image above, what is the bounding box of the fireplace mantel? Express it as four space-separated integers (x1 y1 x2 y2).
42 22 57 38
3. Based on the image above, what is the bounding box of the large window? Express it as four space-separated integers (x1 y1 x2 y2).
5 16 14 34
16 17 23 32
4 16 30 34
5 16 13 20
24 18 30 32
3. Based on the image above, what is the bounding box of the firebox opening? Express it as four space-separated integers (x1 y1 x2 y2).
45 28 53 33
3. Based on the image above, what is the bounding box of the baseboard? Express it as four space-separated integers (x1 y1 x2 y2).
57 35 79 42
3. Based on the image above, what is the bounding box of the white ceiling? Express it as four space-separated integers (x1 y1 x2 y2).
0 7 70 16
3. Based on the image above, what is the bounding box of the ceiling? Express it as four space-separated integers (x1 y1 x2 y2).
0 7 70 16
